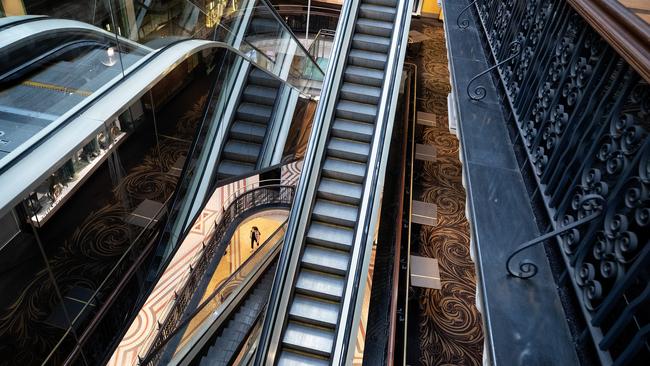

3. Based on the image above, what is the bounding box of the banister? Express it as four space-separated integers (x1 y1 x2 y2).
567 0 650 83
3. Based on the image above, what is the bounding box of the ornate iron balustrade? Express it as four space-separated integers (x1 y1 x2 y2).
464 0 649 365
141 184 294 364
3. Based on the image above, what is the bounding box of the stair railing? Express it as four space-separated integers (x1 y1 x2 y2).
140 220 287 366
138 184 293 365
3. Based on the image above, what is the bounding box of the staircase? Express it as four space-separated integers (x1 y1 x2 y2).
273 0 400 364
196 262 276 366
216 67 281 180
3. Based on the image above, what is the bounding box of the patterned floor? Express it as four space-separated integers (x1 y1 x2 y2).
406 19 484 365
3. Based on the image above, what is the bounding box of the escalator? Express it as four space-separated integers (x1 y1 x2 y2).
217 67 283 179
193 261 276 366
257 0 412 364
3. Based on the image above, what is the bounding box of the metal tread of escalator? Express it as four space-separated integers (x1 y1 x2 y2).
274 0 399 364
216 67 282 179
194 261 277 366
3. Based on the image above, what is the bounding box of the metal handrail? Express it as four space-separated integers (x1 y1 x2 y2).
140 219 288 365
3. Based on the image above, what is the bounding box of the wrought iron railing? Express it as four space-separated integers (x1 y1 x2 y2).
140 184 293 364
461 1 649 365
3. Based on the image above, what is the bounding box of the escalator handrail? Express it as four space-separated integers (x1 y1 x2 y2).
0 37 178 174
0 17 151 52
332 0 414 363
0 39 110 82
253 0 361 362
0 38 302 176
0 15 46 31
141 220 288 366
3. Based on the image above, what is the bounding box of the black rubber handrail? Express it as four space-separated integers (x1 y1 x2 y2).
0 15 46 31
0 37 186 174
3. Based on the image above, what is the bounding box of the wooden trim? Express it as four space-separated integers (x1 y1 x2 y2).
568 0 650 82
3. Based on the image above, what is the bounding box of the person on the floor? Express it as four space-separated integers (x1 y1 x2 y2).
251 226 259 249
254 227 261 247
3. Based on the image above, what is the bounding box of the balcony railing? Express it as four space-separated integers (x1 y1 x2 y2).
141 184 293 363
462 0 649 365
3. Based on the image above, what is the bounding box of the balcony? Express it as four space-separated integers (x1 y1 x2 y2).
441 0 649 365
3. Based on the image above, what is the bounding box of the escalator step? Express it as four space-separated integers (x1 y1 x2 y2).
352 33 391 53
306 221 354 250
344 65 385 87
312 199 358 227
295 269 345 301
332 118 375 142
249 68 281 88
322 157 367 184
318 178 363 205
348 48 388 70
217 159 255 178
277 350 329 366
359 3 397 22
282 321 334 357
336 100 378 123
237 102 272 124
243 85 277 105
223 140 261 163
357 17 393 37
230 120 267 143
302 244 350 275
289 295 340 328
340 82 382 105
327 137 371 163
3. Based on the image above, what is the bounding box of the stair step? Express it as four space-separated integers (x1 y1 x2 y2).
249 68 281 88
306 221 354 250
348 49 388 70
243 84 277 105
344 65 384 87
318 178 363 204
302 245 350 275
289 295 340 328
312 199 358 227
295 269 345 301
352 33 391 53
365 0 398 9
217 159 255 178
327 137 371 163
356 17 393 37
223 140 261 163
359 3 397 22
237 102 272 124
336 100 377 123
322 157 367 184
282 322 334 357
340 82 382 105
332 118 375 142
230 120 267 143
277 350 329 366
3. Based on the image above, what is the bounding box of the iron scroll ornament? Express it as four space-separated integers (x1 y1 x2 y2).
456 0 478 30
467 41 521 101
506 194 606 279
